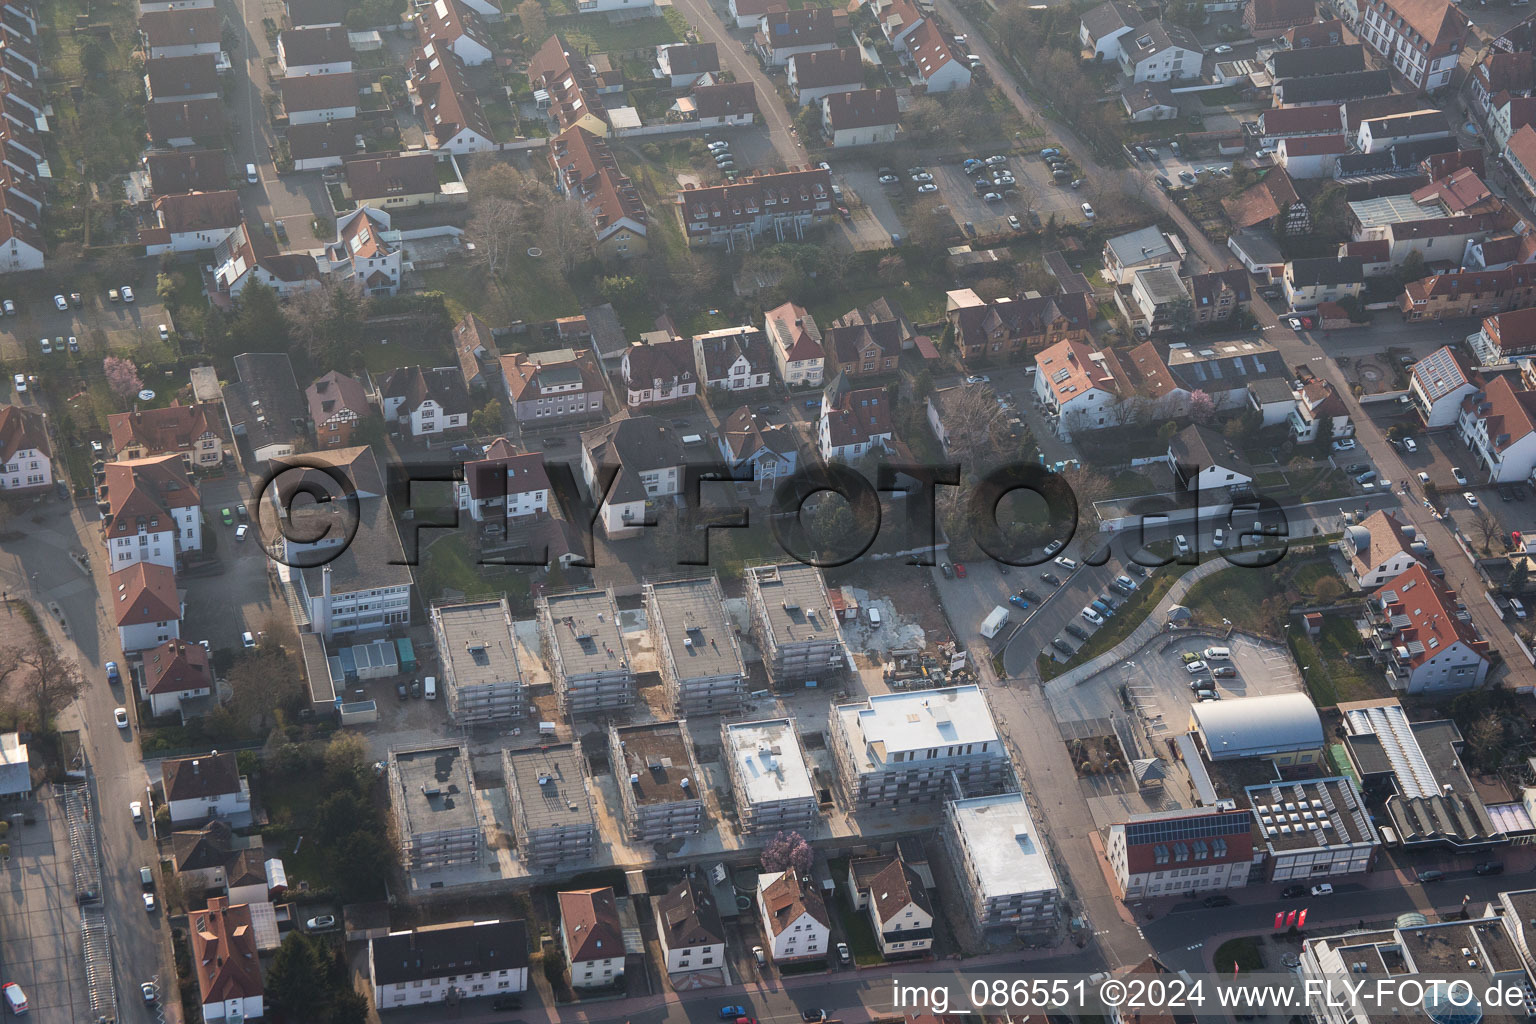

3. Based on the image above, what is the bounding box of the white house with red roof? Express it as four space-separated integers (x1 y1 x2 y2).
678 168 833 250
1289 379 1352 442
323 206 400 296
548 126 648 260
1409 346 1481 427
819 372 893 461
1033 338 1124 440
0 211 43 271
728 0 784 28
458 438 551 523
416 0 494 66
764 301 824 386
140 190 244 255
559 887 625 988
877 0 925 49
1105 807 1255 899
905 19 971 92
0 403 48 491
1277 134 1348 178
1366 564 1490 693
1340 510 1422 590
756 869 830 962
189 897 264 1022
142 638 215 718
101 454 202 569
1456 374 1536 483
110 560 181 652
1358 0 1469 90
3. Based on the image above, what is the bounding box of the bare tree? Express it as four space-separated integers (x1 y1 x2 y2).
941 385 1010 477
466 197 525 277
283 276 369 364
1059 467 1114 530
542 199 597 274
515 0 546 47
15 640 84 730
1471 509 1503 554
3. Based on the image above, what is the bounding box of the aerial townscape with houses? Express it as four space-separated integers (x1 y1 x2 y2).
13 0 1536 1016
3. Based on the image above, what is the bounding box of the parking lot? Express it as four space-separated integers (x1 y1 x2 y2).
0 795 97 1019
0 289 173 364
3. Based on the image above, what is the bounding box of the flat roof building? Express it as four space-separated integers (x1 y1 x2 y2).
745 563 846 687
723 718 818 835
504 744 596 870
830 685 1013 809
538 587 634 715
644 575 746 716
609 721 706 843
389 745 482 871
945 792 1061 940
1242 776 1379 882
431 599 524 725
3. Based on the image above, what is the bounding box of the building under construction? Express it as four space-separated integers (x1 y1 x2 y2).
537 587 633 715
644 575 747 717
504 743 597 870
608 721 706 843
744 563 846 687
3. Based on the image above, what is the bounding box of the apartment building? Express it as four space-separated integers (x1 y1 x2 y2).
504 744 596 870
1456 375 1536 483
609 721 706 842
745 562 846 686
389 744 483 871
679 168 833 251
538 587 634 714
369 920 529 1009
101 454 202 569
1105 807 1257 899
645 576 747 717
1363 565 1491 692
431 599 524 726
723 718 818 835
945 792 1061 940
1358 0 1468 90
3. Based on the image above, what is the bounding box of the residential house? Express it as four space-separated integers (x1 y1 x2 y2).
1079 0 1144 61
409 48 498 155
728 0 785 27
1103 226 1183 285
823 319 900 378
0 403 45 492
655 877 726 979
1164 338 1287 412
1287 18 1345 47
718 407 798 491
877 0 924 49
380 365 471 436
1106 808 1256 899
1250 378 1300 427
287 119 357 169
305 370 372 447
559 887 625 988
572 0 655 17
101 454 202 569
1341 509 1422 589
1277 134 1349 178
1490 94 1536 151
140 7 222 59
1034 338 1125 439
819 372 893 461
1267 43 1365 79
188 897 264 1022
948 292 1092 364
1364 565 1490 692
110 560 180 653
847 854 934 958
528 35 610 137
1122 82 1178 121
162 751 251 825
787 47 862 106
170 820 268 903
416 0 494 66
764 301 824 387
691 81 758 126
277 25 351 76
322 206 401 296
458 438 550 524
1456 374 1536 482
1358 0 1469 90
1272 68 1390 105
1168 423 1254 492
821 87 897 146
454 312 500 390
1118 20 1204 83
369 920 529 1009
548 126 648 260
1470 50 1533 114
678 168 833 250
1469 306 1536 365
144 53 218 102
1356 109 1451 153
501 348 606 424
0 212 41 271
694 326 774 392
1246 0 1315 36
108 402 224 470
906 18 972 92
1409 345 1481 426
622 337 697 408
580 416 686 537
1507 123 1536 199
1284 256 1364 308
210 224 320 300
276 71 357 124
340 152 451 211
1125 266 1191 333
1258 105 1343 145
1400 264 1536 320
756 870 830 962
1290 378 1353 443
756 9 837 67
140 189 242 255
222 352 308 464
1120 340 1185 421
1188 268 1251 324
286 0 344 27
142 638 214 719
656 42 718 87
142 149 228 197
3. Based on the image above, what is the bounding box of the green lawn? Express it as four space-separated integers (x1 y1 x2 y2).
415 262 579 343
1214 936 1265 972
1288 616 1392 708
555 8 688 52
1038 562 1194 680
826 866 884 966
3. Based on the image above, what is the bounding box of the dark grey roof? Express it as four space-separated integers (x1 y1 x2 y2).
581 302 629 362
1080 0 1144 40
1169 423 1254 478
1289 256 1364 286
1335 137 1458 176
297 496 413 597
1277 68 1390 105
370 920 529 985
582 415 685 476
1268 44 1365 79
656 877 725 949
224 352 308 456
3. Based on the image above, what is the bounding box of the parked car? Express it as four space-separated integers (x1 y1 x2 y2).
1082 607 1103 625
802 1011 827 1023
1080 202 1095 219
1213 43 1233 53
1154 174 1172 189
1331 439 1357 452
1054 555 1078 570
1475 861 1504 875
1064 622 1089 640
1414 870 1444 884
1040 571 1061 586
1203 893 1234 907
130 800 143 823
953 563 966 578
1310 883 1335 896
721 1008 748 1020
114 707 129 729
911 171 933 182
121 285 135 303
1402 437 1418 452
1186 661 1207 674
1464 491 1479 507
141 982 157 1004
306 915 337 931
11 374 22 393
917 183 938 193
1211 665 1236 678
38 338 49 354
836 942 851 965
878 173 899 184
1127 562 1148 577
1051 637 1073 654
1009 594 1029 608
242 631 256 648
1007 214 1022 230
940 561 953 578
143 892 156 912
158 324 170 341
1 299 12 315
106 661 121 685
52 293 67 311
235 524 248 541
1453 467 1468 485
1281 884 1307 898
1114 574 1137 591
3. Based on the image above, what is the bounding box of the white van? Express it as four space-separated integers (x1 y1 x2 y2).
3 982 26 1014
867 607 882 628
680 433 705 447
246 163 258 184
1510 597 1527 620
423 676 437 700
1203 646 1232 661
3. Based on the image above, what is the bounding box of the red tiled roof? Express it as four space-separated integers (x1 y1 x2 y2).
0 403 46 462
465 439 551 500
1375 563 1488 668
108 402 220 456
1281 134 1348 156
411 47 493 145
109 561 179 627
140 7 221 48
765 301 823 362
145 98 225 144
1467 373 1536 451
822 87 896 130
189 898 263 1004
143 638 211 696
559 887 622 963
101 454 199 539
153 189 242 235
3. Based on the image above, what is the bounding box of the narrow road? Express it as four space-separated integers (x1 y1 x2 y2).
668 0 807 167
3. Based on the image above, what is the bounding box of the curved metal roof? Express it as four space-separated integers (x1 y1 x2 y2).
1191 692 1323 760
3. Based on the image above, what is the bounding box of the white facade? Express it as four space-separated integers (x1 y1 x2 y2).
149 675 211 718
108 505 200 569
0 234 43 272
277 38 352 76
286 99 357 125
167 780 251 825
1081 19 1138 60
1121 40 1202 82
1359 0 1463 89
870 886 932 957
138 0 215 11
817 415 891 461
399 397 465 436
202 993 263 1022
369 924 529 1009
146 223 240 256
120 618 179 655
300 574 412 636
1457 397 1536 483
756 872 830 962
0 443 48 491
458 480 548 522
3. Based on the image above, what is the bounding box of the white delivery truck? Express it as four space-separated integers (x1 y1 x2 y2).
980 605 1009 639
